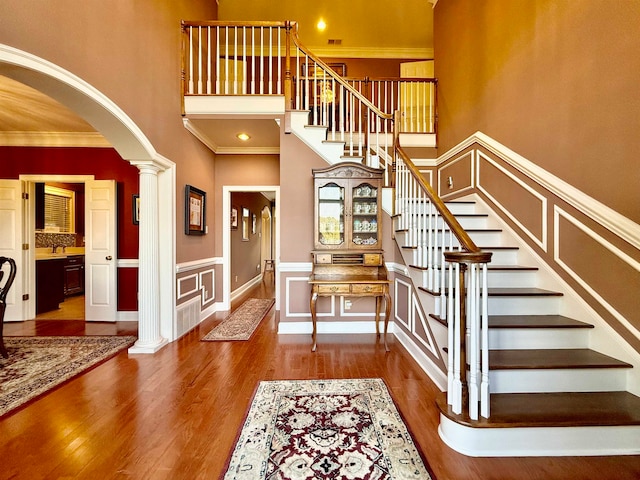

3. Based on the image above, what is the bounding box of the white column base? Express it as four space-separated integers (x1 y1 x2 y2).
128 337 169 354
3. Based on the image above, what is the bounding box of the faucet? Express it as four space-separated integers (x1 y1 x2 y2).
52 245 58 253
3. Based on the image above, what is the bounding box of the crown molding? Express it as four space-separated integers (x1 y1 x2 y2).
0 131 111 147
308 46 433 60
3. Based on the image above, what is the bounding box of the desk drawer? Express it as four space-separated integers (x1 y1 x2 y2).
351 284 384 294
317 284 350 294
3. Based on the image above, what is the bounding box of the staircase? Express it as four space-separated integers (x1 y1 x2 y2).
395 197 640 456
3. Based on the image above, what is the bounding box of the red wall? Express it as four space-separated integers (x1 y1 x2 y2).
0 146 139 310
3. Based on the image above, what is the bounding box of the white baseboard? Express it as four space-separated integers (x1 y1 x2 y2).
394 327 448 391
116 311 138 322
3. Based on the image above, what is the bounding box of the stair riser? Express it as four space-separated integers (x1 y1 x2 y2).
487 296 561 315
439 416 640 456
444 203 478 215
489 369 628 393
414 270 538 291
489 328 589 350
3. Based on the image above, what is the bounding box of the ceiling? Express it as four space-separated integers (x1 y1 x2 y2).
0 1 434 152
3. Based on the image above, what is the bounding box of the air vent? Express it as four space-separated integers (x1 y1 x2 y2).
327 39 342 45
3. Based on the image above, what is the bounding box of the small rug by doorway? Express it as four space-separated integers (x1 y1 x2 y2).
223 378 434 480
201 298 275 341
0 335 136 418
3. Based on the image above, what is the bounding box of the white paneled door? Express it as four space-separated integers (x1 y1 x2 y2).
85 180 117 321
0 179 24 321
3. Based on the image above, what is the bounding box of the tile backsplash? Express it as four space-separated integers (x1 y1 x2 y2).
35 232 78 248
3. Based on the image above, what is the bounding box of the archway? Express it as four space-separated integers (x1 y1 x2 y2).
0 43 175 353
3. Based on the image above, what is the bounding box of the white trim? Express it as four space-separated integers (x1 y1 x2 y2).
554 206 640 342
394 327 447 390
116 311 138 322
285 276 320 318
223 185 280 312
20 174 95 182
117 258 139 268
177 273 199 300
412 292 438 355
278 320 396 335
176 257 221 273
184 95 285 117
200 300 224 321
439 416 640 457
306 46 433 60
0 131 111 147
278 262 312 272
199 268 215 307
387 261 410 276
476 150 548 251
230 274 263 302
437 150 474 198
438 131 640 250
394 277 412 331
183 118 219 152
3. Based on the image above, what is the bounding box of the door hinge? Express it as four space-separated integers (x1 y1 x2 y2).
22 294 29 301
22 243 29 250
22 192 29 200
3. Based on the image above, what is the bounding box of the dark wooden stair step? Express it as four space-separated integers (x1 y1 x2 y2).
436 391 640 428
489 348 632 370
410 264 537 271
489 314 593 329
419 286 563 297
430 314 593 329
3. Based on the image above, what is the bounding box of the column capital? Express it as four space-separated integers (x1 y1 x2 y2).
129 153 175 173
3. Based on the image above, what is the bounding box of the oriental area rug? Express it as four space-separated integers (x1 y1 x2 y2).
202 298 275 341
0 335 136 417
223 378 434 480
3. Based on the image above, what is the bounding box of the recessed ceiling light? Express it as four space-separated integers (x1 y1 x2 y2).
237 133 250 141
317 19 327 32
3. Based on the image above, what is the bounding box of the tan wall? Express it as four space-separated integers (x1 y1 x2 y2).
213 154 279 258
0 0 219 264
434 0 640 224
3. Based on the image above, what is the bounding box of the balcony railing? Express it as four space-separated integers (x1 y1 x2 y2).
181 21 436 170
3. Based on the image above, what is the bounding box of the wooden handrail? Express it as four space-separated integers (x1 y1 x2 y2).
182 20 287 28
394 143 484 256
288 23 392 122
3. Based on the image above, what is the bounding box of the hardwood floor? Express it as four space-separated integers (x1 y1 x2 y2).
2 281 640 479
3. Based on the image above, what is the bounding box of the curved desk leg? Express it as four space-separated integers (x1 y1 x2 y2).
310 291 318 352
383 290 391 352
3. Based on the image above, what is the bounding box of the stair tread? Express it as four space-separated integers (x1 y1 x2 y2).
488 314 593 328
437 391 640 428
419 286 562 296
490 348 633 370
411 264 538 271
430 314 593 329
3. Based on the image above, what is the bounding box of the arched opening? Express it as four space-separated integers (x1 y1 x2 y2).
0 44 175 353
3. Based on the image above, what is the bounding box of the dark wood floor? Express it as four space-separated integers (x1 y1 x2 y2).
2 281 640 479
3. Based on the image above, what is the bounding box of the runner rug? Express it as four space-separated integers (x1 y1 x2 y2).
223 378 434 480
202 298 275 341
0 335 136 417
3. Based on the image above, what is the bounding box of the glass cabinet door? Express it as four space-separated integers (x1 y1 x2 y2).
351 182 378 247
317 183 344 247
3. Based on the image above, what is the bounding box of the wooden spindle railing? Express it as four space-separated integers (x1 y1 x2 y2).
394 134 492 420
181 21 436 183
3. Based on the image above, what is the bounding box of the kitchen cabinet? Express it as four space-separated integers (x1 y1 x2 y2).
64 255 84 296
36 258 65 314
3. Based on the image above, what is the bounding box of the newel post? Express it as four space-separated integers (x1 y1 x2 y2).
284 21 293 111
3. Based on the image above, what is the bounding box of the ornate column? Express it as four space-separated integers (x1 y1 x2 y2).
128 162 168 353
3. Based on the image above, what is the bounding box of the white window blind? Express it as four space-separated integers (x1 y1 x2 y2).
44 186 75 233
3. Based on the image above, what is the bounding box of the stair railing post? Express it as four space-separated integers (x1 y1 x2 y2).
284 22 293 111
458 262 469 415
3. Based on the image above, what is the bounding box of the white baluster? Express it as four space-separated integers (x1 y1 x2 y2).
469 263 479 420
215 27 220 94
481 263 490 418
188 28 194 94
206 27 212 94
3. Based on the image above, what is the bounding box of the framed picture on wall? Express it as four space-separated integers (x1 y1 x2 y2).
132 194 140 225
231 206 238 230
242 207 250 241
185 185 206 235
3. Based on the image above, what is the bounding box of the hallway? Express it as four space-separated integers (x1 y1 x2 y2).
2 281 640 479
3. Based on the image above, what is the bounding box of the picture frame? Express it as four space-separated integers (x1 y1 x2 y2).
231 206 238 230
185 185 206 235
252 214 257 235
241 207 250 241
132 194 140 225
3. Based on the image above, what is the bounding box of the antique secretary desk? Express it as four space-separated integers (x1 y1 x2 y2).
308 162 391 351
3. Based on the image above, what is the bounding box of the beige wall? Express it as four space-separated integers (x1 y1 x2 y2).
213 154 279 258
0 0 219 264
434 0 640 224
